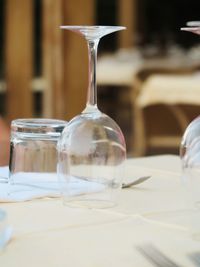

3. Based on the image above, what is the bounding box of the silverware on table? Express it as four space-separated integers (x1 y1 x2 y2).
122 175 151 189
136 243 182 267
0 175 152 189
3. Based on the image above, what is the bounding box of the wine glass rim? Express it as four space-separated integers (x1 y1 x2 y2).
181 27 200 35
181 27 200 30
60 25 126 30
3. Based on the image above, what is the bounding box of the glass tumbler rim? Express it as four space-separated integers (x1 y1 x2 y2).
11 118 67 127
11 118 67 140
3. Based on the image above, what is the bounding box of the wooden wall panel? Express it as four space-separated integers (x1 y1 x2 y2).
5 0 33 122
42 0 65 119
62 0 95 120
118 0 137 48
42 0 95 120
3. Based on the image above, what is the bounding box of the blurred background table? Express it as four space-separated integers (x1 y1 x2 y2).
97 50 200 156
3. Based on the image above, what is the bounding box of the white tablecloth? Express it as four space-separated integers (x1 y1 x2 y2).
0 155 199 267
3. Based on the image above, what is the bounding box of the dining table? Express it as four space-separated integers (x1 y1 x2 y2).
0 154 199 267
97 49 200 88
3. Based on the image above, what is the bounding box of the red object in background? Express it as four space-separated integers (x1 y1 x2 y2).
0 118 10 166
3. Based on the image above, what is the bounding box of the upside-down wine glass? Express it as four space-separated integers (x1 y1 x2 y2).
57 26 127 208
180 22 200 181
136 23 200 239
180 22 200 171
179 22 200 240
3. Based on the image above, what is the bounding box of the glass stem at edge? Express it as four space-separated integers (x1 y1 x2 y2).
84 38 99 113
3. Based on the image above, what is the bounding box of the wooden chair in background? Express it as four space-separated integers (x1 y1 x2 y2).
131 66 200 156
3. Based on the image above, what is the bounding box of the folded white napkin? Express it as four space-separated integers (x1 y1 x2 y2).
0 167 60 202
0 167 105 202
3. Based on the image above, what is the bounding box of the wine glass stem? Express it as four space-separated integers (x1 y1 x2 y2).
85 39 99 111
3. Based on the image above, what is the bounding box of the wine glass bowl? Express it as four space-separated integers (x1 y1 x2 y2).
180 116 200 168
58 26 126 208
180 117 200 208
58 111 126 208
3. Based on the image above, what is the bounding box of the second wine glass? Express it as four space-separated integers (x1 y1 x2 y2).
180 22 200 239
57 26 126 208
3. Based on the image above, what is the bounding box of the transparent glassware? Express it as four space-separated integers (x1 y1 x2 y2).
180 116 200 218
181 21 200 35
57 26 127 208
139 23 200 240
179 22 200 239
180 22 200 175
180 116 200 168
9 118 67 191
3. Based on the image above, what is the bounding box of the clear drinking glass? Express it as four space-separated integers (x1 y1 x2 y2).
57 26 127 208
9 118 67 190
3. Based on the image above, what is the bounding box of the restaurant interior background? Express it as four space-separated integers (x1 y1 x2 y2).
0 0 200 164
